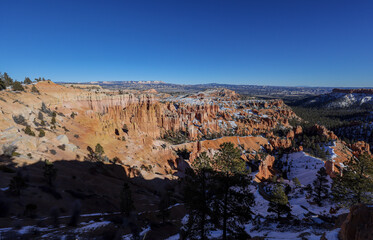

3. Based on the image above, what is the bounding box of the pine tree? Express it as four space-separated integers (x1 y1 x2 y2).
211 142 254 240
31 85 40 94
95 143 104 158
268 184 291 220
158 190 171 224
43 160 57 186
0 78 5 90
24 77 32 84
12 81 24 91
293 177 301 188
3 72 13 87
24 125 36 136
312 167 329 206
120 182 134 217
9 173 27 196
332 154 373 206
183 152 213 240
39 129 45 137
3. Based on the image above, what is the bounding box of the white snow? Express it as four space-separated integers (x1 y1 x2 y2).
282 152 325 185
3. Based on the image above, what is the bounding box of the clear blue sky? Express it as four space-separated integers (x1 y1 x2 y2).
1 0 372 87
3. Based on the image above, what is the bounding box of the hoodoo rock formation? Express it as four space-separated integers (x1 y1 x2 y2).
0 81 355 181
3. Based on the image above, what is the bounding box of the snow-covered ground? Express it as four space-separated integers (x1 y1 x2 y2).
281 151 326 185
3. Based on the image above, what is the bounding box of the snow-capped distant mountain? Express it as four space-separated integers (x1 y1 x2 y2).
303 89 373 109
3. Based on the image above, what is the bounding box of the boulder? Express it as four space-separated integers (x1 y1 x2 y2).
339 204 373 240
56 135 69 145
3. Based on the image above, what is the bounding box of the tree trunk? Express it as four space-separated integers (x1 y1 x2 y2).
201 172 206 240
223 176 228 240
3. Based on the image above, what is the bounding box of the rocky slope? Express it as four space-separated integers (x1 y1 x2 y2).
302 88 373 109
0 81 369 239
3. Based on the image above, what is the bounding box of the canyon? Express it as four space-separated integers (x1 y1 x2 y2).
0 81 371 239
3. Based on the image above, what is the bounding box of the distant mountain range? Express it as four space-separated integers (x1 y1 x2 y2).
57 81 335 98
299 88 373 109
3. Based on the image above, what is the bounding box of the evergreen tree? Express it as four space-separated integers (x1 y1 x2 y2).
158 190 171 224
120 182 134 217
211 142 254 240
332 154 373 206
293 177 301 188
43 160 57 186
0 78 5 90
3 72 13 87
31 85 40 94
12 81 24 91
24 125 36 136
95 143 105 157
183 152 213 240
39 129 45 137
268 184 291 220
51 115 56 125
312 167 329 206
9 173 27 196
24 77 32 84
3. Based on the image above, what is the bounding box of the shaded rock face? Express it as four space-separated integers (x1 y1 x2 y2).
339 204 373 240
350 141 372 157
310 124 338 140
333 88 373 94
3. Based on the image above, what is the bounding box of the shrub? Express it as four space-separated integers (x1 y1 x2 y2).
12 81 24 91
57 145 66 151
2 145 17 157
51 116 56 125
31 85 40 94
24 77 32 84
39 129 45 137
24 126 36 136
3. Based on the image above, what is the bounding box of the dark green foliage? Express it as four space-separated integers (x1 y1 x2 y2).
183 144 254 240
43 160 57 186
312 167 329 206
183 152 213 240
12 81 24 91
9 173 27 196
31 85 39 93
51 115 56 125
120 182 134 217
0 78 5 90
84 145 106 162
2 72 13 87
95 143 104 156
24 77 32 84
162 130 188 144
24 125 36 136
332 154 373 206
38 129 45 137
211 143 254 240
293 177 301 188
267 184 291 220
